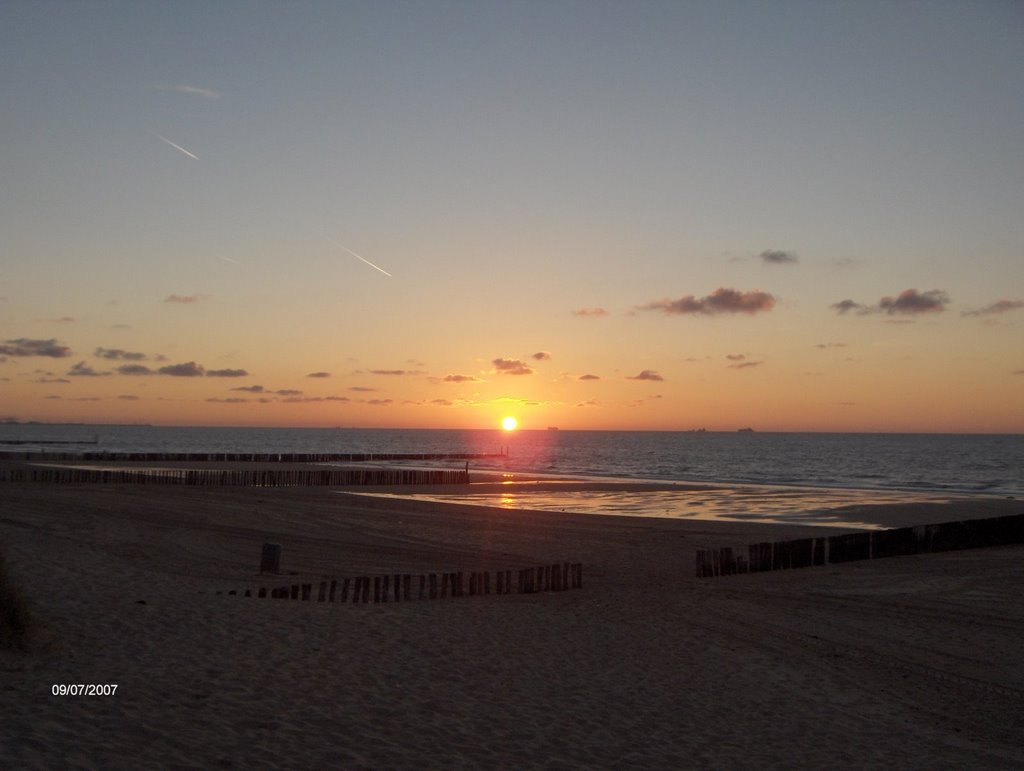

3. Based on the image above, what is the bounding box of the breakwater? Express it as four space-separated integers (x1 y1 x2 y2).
219 563 584 603
0 466 469 486
0 451 505 463
696 512 1024 577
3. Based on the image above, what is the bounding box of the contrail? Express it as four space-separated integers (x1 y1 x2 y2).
327 237 392 277
156 134 199 160
217 254 241 265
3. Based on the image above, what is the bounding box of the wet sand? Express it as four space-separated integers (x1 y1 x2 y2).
1 477 1022 768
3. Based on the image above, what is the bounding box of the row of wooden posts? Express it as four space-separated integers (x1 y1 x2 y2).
696 512 1024 577
0 466 470 486
221 565 584 603
0 451 506 463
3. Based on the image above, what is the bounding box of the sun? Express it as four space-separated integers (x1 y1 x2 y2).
501 416 518 431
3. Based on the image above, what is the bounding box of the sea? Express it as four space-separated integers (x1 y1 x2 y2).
1 424 1021 498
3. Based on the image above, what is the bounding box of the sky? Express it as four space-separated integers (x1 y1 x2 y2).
1 0 1022 433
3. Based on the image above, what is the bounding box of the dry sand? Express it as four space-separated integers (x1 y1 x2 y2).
1 477 1023 769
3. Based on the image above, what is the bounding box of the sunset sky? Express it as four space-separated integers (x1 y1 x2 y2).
2 1 1022 432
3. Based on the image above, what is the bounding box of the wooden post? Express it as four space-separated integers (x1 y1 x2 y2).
404 574 412 601
373 577 382 603
419 574 426 600
429 574 438 600
260 543 281 573
341 578 350 603
291 584 300 600
318 582 327 602
258 587 267 598
329 579 337 602
301 583 312 601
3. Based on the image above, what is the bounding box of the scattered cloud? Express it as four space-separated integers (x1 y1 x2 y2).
37 316 76 324
158 84 222 99
306 371 331 378
572 307 610 318
207 397 248 404
834 289 950 316
832 299 868 315
725 354 746 362
95 347 147 361
815 342 848 349
158 361 205 377
637 288 776 316
532 351 552 361
368 369 424 376
206 368 249 378
493 358 534 376
68 361 111 377
35 377 70 384
230 385 265 393
578 374 601 381
164 294 206 304
348 386 377 392
759 249 798 265
627 370 664 382
117 364 155 375
962 299 1024 318
728 360 763 370
0 338 72 358
880 289 949 315
442 374 482 383
366 399 394 406
117 395 140 401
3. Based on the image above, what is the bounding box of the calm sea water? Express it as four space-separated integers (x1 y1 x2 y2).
1 424 1021 497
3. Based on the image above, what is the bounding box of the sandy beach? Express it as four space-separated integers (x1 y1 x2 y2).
2 475 1023 769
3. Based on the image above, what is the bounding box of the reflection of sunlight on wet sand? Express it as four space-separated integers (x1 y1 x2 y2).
353 484 963 530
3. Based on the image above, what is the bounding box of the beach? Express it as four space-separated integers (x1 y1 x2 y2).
2 475 1023 768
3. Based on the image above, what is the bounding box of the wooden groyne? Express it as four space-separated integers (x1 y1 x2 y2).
0 450 506 463
0 466 469 487
696 512 1024 577
218 563 584 604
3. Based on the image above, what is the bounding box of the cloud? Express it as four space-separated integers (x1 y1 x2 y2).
532 351 552 361
815 342 848 349
728 361 763 369
230 385 265 393
759 249 798 265
35 377 71 384
164 294 205 304
637 288 776 316
158 361 205 377
368 369 424 376
206 368 249 378
443 374 482 383
627 370 664 382
159 84 222 99
348 386 377 392
306 371 331 378
95 347 147 361
572 307 610 318
879 289 949 315
725 354 746 361
118 395 140 401
492 358 534 376
835 289 950 316
67 361 111 377
366 399 394 406
117 364 155 375
962 299 1024 318
207 397 248 404
0 338 72 358
832 299 868 315
275 389 303 396
578 374 601 381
